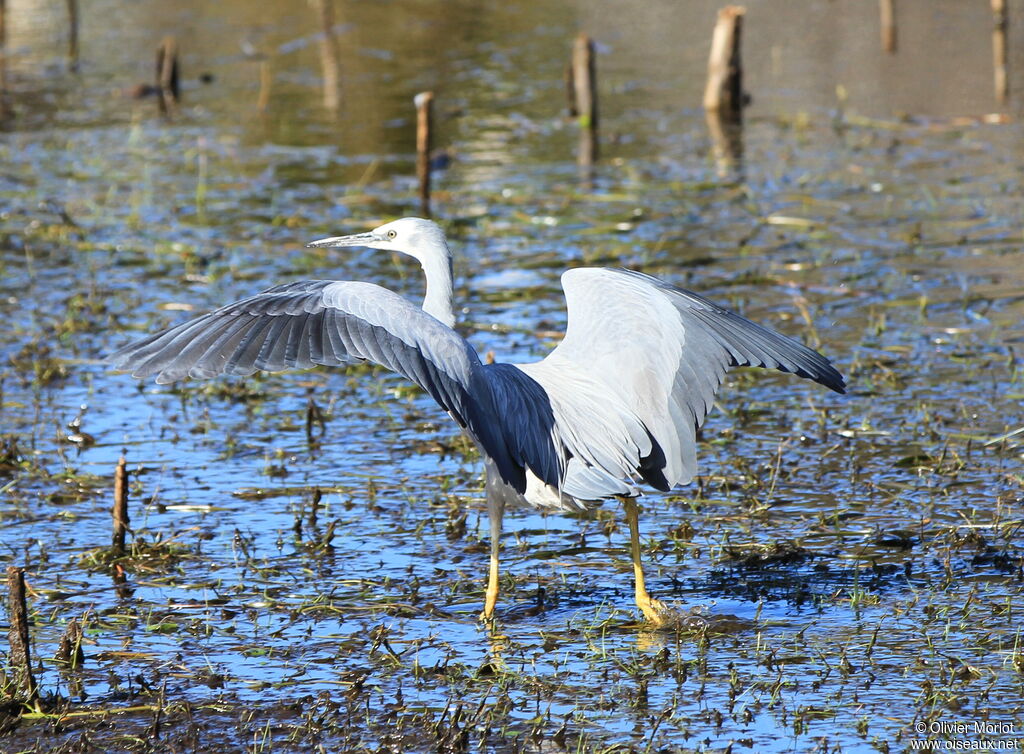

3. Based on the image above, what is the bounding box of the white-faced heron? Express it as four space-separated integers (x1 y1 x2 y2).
110 217 845 624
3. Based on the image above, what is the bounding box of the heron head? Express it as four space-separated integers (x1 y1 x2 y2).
307 217 450 265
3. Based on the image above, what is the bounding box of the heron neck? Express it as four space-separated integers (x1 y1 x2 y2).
420 248 455 328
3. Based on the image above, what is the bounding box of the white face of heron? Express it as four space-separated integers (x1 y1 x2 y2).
307 217 450 266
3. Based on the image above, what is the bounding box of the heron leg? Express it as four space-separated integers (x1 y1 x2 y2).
623 497 670 626
480 493 505 622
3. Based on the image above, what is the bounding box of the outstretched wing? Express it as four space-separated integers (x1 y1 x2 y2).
524 268 845 493
108 280 558 492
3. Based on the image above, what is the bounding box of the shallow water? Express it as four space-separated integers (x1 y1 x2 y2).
2 0 1023 751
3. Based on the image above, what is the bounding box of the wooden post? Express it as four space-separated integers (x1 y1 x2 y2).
112 455 129 554
315 0 341 111
564 63 577 117
0 0 7 118
879 0 896 53
156 36 179 115
66 0 79 70
415 91 434 216
876 0 892 53
257 58 272 111
571 33 598 165
703 6 746 119
993 0 1009 103
6 567 39 704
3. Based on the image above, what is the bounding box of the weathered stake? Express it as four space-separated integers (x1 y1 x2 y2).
112 455 130 554
66 0 79 70
571 33 599 165
564 63 577 117
257 59 272 111
703 6 746 119
6 567 39 704
993 0 1009 103
415 91 434 216
156 36 179 115
0 0 8 118
879 0 896 53
315 0 341 111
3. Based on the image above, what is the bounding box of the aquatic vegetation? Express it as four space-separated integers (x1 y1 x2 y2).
1 1 1022 751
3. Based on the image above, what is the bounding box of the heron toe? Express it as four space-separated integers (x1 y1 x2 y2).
636 594 676 626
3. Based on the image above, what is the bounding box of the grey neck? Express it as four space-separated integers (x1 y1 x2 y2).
420 245 455 328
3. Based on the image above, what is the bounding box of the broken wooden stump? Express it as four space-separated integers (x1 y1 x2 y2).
703 6 746 120
415 91 434 216
5 567 39 705
112 455 130 555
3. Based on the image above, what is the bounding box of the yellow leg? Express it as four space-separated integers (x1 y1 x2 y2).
481 546 500 621
480 493 504 622
623 497 670 625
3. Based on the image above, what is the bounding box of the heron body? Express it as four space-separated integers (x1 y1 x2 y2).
110 218 845 624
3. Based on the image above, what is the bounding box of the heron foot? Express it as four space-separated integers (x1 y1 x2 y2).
636 594 676 626
480 579 499 623
635 598 716 631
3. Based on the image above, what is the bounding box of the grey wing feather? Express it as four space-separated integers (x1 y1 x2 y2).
108 269 845 509
108 280 555 494
626 269 846 391
524 267 845 495
111 280 428 381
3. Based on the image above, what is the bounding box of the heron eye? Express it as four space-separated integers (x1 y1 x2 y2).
386 230 397 240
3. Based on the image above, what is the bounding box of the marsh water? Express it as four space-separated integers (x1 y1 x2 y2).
1 0 1023 751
